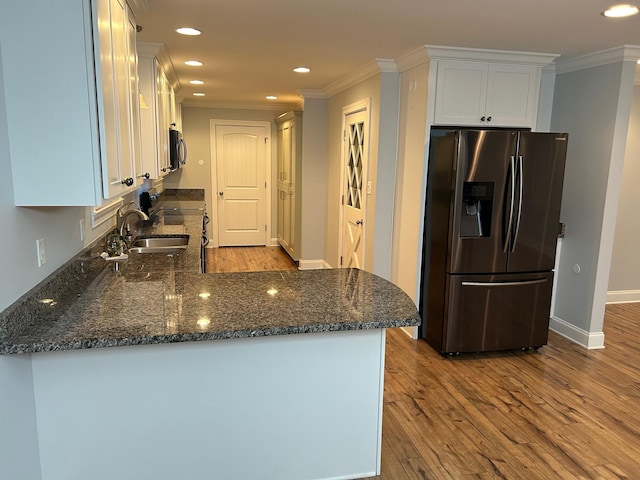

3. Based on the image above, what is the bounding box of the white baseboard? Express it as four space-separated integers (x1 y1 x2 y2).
549 316 605 349
298 259 332 270
270 237 279 247
606 289 640 304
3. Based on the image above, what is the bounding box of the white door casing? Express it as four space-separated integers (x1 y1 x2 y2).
213 122 269 246
340 102 370 269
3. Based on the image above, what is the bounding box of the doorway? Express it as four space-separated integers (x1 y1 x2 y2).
339 100 370 269
211 120 271 246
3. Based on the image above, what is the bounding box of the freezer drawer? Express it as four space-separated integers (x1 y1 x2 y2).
439 272 554 354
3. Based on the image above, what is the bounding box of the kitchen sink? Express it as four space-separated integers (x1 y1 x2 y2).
128 234 190 254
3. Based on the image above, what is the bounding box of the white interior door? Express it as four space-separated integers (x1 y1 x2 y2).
341 109 368 269
215 124 267 246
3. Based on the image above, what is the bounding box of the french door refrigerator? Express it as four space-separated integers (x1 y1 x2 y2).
419 129 568 354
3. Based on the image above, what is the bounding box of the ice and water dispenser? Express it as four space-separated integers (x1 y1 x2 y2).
460 182 493 237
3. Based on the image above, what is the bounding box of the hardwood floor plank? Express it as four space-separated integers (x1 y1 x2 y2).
205 246 297 273
372 302 640 479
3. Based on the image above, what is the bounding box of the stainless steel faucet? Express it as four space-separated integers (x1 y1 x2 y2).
117 202 150 241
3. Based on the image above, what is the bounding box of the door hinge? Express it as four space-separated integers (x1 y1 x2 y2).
343 130 346 141
340 256 343 266
265 224 267 232
341 194 344 205
265 181 267 188
264 137 267 144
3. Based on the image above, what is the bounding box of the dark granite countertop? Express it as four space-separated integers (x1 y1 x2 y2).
0 191 420 355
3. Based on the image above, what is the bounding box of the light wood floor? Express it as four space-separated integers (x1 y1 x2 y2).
376 302 640 479
205 246 298 273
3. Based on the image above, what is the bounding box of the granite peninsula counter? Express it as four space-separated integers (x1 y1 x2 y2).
0 194 420 480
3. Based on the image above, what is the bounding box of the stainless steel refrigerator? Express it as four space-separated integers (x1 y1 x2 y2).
419 129 567 354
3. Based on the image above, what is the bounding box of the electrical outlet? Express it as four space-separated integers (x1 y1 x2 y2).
79 219 85 242
36 238 46 267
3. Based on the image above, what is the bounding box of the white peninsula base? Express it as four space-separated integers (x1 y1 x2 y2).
30 329 387 480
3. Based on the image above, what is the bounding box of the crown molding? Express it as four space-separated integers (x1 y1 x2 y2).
180 99 303 111
323 58 398 97
555 45 640 74
424 45 559 65
298 89 327 99
396 46 430 72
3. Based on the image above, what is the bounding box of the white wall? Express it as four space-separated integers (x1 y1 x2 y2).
550 56 637 347
300 97 328 264
391 61 430 303
164 107 279 243
608 84 640 301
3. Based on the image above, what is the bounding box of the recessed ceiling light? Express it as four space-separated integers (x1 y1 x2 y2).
266 95 278 100
189 80 204 85
176 27 201 36
193 92 205 96
602 4 639 17
185 60 203 67
293 67 311 73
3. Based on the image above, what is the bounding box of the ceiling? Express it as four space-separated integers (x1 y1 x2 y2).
134 0 640 110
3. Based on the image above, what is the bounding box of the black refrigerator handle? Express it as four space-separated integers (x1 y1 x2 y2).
503 155 516 253
510 155 524 253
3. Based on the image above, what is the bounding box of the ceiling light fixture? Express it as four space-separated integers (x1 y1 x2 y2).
193 92 205 96
293 67 311 73
176 27 201 36
602 3 639 17
189 80 204 85
185 60 203 67
266 95 278 100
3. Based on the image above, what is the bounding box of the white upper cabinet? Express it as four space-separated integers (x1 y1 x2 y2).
428 48 558 129
137 43 177 179
434 61 540 127
97 0 140 198
0 0 140 206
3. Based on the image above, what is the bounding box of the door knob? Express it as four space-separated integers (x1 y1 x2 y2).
356 220 363 225
218 191 224 196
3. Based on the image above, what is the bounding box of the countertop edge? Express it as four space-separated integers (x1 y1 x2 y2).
1 316 421 354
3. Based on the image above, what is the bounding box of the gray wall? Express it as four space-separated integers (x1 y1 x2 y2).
550 59 636 342
608 84 640 296
164 107 279 242
300 97 328 263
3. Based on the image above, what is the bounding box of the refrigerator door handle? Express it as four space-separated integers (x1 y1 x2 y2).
461 279 548 287
503 155 516 253
511 155 524 253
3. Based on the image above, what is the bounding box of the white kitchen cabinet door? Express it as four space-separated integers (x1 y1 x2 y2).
485 63 540 128
157 66 173 175
137 47 175 179
96 0 139 198
433 60 540 128
434 61 488 126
